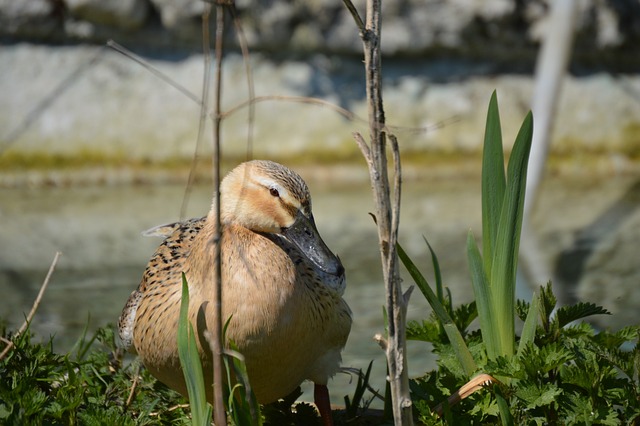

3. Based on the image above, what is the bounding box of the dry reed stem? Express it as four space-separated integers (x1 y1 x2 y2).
433 374 497 417
149 403 191 416
209 3 227 425
341 0 414 423
108 40 201 105
109 43 453 137
125 362 141 409
0 251 61 360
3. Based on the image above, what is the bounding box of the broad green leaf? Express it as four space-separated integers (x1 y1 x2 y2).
466 232 499 360
398 242 477 375
490 110 534 358
481 90 506 278
178 273 213 426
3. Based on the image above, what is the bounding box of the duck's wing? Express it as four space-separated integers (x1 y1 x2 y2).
118 216 206 352
141 218 203 238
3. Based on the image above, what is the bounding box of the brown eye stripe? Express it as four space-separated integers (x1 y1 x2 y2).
280 198 298 218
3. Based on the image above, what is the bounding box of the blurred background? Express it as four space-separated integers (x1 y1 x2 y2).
1 0 640 404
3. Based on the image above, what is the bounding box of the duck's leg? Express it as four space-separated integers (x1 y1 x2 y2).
314 383 334 426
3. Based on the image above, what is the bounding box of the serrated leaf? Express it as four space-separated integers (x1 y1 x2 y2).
593 325 639 349
453 301 478 334
559 363 594 391
555 302 611 328
515 299 530 322
406 319 441 343
538 282 556 330
486 355 523 379
515 382 562 409
561 392 621 425
519 342 572 378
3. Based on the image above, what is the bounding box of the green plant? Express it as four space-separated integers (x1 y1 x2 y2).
0 322 193 425
399 92 640 423
177 273 213 426
178 273 266 426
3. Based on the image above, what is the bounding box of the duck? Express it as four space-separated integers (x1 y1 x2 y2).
118 160 352 426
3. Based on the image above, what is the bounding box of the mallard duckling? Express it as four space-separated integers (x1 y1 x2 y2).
119 160 351 425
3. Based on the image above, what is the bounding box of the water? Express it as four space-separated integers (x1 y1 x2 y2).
2 173 638 405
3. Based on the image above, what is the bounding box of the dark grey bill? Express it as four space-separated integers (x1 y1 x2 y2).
280 211 344 277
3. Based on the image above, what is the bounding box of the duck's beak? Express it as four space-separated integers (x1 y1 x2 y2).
281 211 344 277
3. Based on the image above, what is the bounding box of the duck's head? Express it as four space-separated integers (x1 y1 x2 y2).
217 160 344 277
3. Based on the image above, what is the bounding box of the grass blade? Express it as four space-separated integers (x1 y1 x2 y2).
495 386 514 426
178 273 213 426
466 232 500 360
481 90 506 279
423 237 445 306
490 111 534 357
517 290 539 357
398 243 477 375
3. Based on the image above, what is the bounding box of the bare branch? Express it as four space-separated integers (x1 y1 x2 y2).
0 251 61 360
353 132 371 163
341 0 366 34
373 333 388 351
348 0 414 422
107 40 202 106
403 285 414 307
220 95 358 122
221 95 456 136
208 3 227 424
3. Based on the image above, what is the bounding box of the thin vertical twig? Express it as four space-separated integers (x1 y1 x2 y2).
0 252 61 360
342 0 413 423
228 3 256 160
208 3 227 424
180 9 215 220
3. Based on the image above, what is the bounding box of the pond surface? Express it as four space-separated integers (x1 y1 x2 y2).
2 172 638 406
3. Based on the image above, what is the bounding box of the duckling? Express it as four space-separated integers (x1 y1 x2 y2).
119 160 352 425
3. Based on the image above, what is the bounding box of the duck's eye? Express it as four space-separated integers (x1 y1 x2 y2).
269 187 280 197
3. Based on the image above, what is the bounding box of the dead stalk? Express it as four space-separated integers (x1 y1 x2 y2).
342 0 413 423
0 251 61 360
125 362 141 409
209 2 227 425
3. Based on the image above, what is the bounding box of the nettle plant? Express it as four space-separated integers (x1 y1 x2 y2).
399 92 640 425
